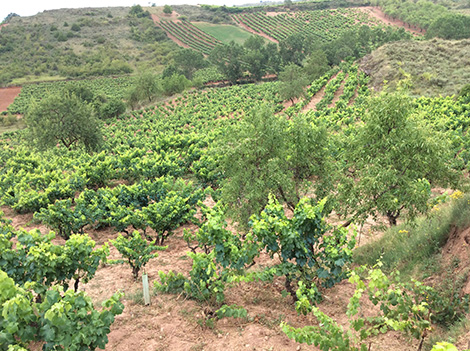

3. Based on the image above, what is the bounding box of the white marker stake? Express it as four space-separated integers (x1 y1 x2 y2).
142 272 150 305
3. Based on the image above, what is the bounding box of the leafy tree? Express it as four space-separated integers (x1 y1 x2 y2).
278 63 308 103
243 36 269 81
130 70 160 103
426 14 470 39
64 83 94 104
429 14 464 39
303 50 329 82
125 86 141 110
99 97 126 119
279 33 316 66
337 91 459 226
163 4 173 15
210 41 245 84
129 4 150 18
219 105 331 227
161 73 191 96
173 48 207 79
25 91 102 152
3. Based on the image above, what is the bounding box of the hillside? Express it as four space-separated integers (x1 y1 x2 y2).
2 2 470 351
0 6 177 86
360 38 470 96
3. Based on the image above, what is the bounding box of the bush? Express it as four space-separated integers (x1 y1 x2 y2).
99 98 126 119
71 23 81 32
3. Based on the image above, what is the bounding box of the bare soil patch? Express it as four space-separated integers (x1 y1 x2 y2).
0 86 21 111
359 6 424 35
2 203 424 351
265 12 288 17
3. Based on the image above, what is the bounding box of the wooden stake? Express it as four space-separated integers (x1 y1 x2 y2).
142 272 150 306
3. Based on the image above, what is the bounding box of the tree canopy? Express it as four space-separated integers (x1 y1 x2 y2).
218 105 331 228
337 91 459 226
25 91 102 152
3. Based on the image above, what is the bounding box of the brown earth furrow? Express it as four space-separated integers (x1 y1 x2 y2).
151 14 191 49
0 86 21 112
231 15 278 44
302 71 340 113
359 6 424 35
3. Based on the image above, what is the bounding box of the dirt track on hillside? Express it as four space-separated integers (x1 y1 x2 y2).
0 86 21 112
359 6 424 35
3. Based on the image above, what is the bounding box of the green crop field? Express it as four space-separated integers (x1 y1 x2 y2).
2 2 470 351
192 22 259 45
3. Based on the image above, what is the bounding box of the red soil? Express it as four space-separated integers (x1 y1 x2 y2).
0 86 21 112
231 15 279 44
4 203 418 351
359 6 424 35
301 71 340 113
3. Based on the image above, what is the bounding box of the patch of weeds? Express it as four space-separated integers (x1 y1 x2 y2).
255 313 286 329
189 343 206 351
126 289 144 305
197 316 215 330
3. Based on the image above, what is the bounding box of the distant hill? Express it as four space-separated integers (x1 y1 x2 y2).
0 6 178 86
360 38 470 96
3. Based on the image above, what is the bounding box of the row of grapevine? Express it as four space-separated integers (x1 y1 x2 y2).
7 76 135 115
233 8 382 43
157 20 222 55
35 177 204 243
0 82 282 216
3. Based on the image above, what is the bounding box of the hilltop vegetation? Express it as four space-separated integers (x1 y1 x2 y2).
361 38 470 96
0 6 176 85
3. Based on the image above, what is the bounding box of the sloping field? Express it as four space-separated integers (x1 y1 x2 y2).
192 22 258 45
152 16 222 55
361 38 470 96
232 8 383 43
0 86 21 112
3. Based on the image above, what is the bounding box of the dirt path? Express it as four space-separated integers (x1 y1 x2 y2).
301 71 340 113
151 14 191 49
231 15 278 44
0 86 21 112
359 6 424 35
328 73 348 109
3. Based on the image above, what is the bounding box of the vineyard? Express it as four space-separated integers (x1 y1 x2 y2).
2 3 470 351
7 77 136 115
232 8 383 42
156 19 222 54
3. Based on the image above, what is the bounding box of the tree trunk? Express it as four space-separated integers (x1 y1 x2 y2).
74 277 80 292
285 275 297 302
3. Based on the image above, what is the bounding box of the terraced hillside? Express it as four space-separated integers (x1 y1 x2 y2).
152 15 222 55
232 8 383 42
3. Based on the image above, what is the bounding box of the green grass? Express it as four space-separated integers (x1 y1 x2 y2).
10 75 68 86
353 193 470 279
192 22 259 45
362 38 470 97
0 121 25 134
